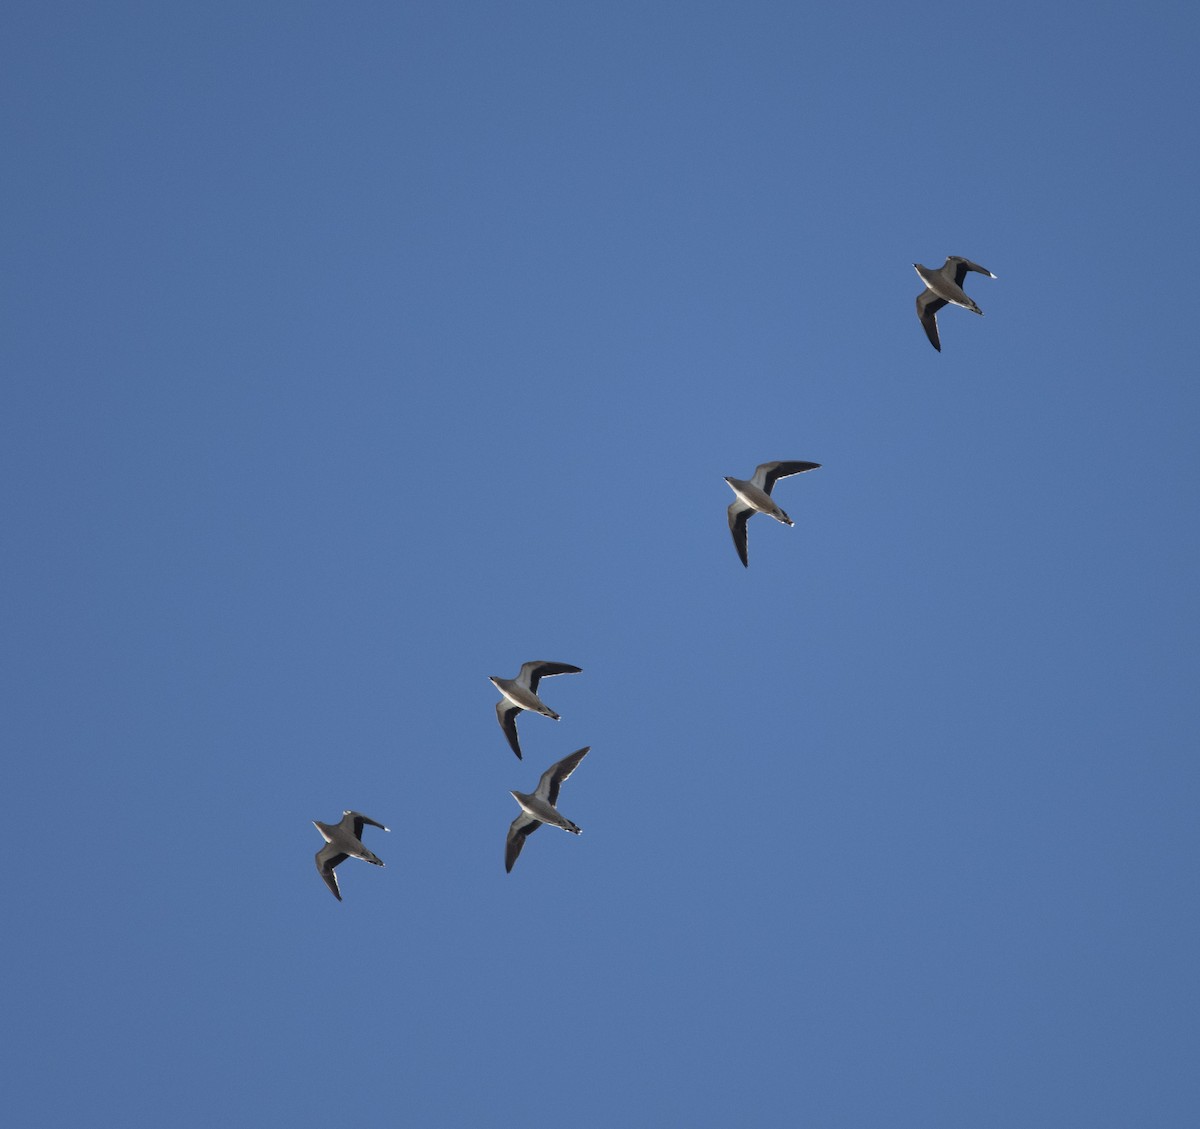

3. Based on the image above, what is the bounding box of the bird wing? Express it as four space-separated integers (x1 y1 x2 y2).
537 746 590 806
496 700 524 759
505 813 541 872
916 290 947 352
315 845 347 901
728 501 753 568
518 661 583 694
950 257 994 286
756 461 821 494
349 812 389 838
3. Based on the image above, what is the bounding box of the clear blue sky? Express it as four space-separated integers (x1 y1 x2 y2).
4 3 1198 1126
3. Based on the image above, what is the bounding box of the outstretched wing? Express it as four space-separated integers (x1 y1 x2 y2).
755 461 821 494
916 290 947 352
496 700 524 759
505 813 541 872
518 661 583 694
315 846 348 901
537 746 590 806
728 501 752 568
348 812 389 839
950 257 994 287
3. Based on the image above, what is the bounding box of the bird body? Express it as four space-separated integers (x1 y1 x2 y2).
724 475 794 526
491 676 560 718
510 789 581 834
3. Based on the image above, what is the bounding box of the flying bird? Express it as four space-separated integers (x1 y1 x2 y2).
724 461 821 568
914 256 995 352
312 810 389 901
490 661 582 759
505 746 590 873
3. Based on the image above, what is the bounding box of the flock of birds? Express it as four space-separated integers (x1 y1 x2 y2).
311 255 997 898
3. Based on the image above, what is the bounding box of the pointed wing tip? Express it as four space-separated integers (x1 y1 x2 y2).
497 703 524 759
505 821 531 872
728 504 751 566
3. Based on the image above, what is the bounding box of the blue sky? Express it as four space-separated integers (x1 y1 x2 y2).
4 3 1198 1126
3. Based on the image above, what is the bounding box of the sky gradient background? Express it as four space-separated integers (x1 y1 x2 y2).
4 3 1199 1126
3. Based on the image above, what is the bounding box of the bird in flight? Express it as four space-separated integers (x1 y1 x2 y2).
505 746 590 872
724 460 821 568
312 810 388 901
913 256 995 352
490 660 582 759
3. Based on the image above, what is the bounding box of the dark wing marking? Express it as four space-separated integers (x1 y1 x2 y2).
520 661 583 694
540 746 590 806
951 258 993 287
316 849 348 901
916 291 947 352
505 814 541 872
496 700 524 759
759 461 821 494
350 813 388 838
728 503 752 568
